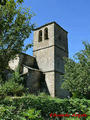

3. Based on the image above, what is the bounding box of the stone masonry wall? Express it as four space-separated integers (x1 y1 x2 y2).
33 23 54 51
54 23 69 98
33 23 55 97
55 72 70 98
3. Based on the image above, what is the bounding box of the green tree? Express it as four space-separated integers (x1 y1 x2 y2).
62 41 90 98
0 67 24 98
0 0 34 73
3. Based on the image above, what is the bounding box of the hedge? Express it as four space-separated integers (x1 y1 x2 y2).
0 94 90 120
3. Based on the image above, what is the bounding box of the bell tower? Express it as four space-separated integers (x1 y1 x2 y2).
33 22 69 98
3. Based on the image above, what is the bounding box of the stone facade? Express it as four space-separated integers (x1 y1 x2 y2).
9 22 69 98
9 53 43 93
33 22 69 98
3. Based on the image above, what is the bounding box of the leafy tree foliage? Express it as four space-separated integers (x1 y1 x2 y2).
0 0 6 5
0 67 24 98
62 41 90 98
0 0 34 73
0 95 89 119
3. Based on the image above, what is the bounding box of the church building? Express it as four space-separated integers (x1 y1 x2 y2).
9 22 69 98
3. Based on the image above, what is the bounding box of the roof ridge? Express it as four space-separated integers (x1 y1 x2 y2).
33 21 68 33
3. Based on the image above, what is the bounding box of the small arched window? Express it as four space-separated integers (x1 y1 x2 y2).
44 28 48 40
38 30 42 42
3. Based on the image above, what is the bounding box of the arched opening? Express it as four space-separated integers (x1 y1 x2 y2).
44 28 48 40
38 30 42 42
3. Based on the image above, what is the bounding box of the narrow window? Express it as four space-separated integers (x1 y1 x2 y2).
38 30 42 42
44 28 48 40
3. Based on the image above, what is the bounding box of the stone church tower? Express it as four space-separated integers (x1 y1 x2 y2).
9 21 69 98
33 22 69 98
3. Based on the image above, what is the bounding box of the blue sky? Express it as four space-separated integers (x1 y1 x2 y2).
23 0 90 58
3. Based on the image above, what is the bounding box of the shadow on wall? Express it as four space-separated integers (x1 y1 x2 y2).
22 71 50 95
40 73 50 95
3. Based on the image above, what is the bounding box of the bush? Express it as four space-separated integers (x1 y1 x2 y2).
0 105 43 120
0 69 24 98
23 109 43 120
0 80 24 97
0 105 18 120
0 95 89 120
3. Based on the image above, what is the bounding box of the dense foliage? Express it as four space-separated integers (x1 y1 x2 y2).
62 41 90 99
0 1 90 120
0 105 43 120
0 94 90 120
0 0 34 73
0 68 25 98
